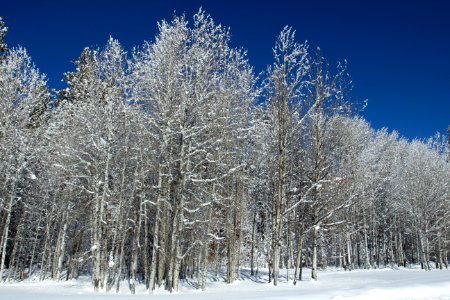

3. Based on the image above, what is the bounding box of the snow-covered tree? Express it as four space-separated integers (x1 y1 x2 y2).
131 10 256 292
0 46 49 282
263 26 309 285
1 9 448 293
0 17 7 59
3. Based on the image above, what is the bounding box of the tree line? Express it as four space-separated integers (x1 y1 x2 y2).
0 11 448 293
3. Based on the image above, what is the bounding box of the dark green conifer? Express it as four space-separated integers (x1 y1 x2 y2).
0 17 8 58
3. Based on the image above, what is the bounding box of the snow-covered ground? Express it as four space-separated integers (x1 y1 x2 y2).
1 268 449 300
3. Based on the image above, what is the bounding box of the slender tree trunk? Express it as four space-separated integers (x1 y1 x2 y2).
363 214 371 269
235 178 243 281
166 205 179 292
418 231 428 270
130 198 143 294
215 235 221 277
56 212 68 281
226 192 235 284
115 228 127 293
293 235 303 285
438 234 444 270
397 231 404 267
92 175 103 291
157 208 167 287
443 232 449 269
346 233 352 271
424 232 431 271
0 150 25 283
272 101 286 286
7 222 23 282
28 213 42 280
144 204 149 289
149 178 162 293
172 202 185 292
39 203 55 281
311 226 318 280
0 194 14 283
250 206 256 276
201 193 214 291
272 154 284 286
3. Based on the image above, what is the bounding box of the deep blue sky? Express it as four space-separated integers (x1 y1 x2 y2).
2 0 449 140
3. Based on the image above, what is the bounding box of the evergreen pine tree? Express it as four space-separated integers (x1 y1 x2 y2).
447 125 450 162
0 17 7 59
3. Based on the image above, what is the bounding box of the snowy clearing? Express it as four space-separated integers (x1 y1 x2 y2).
1 268 450 300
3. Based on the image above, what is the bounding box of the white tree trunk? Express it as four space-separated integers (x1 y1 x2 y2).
0 195 14 283
311 226 318 281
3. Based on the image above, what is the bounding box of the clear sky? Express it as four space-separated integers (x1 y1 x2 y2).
2 0 449 140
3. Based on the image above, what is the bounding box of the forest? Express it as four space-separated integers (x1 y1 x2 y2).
0 10 449 294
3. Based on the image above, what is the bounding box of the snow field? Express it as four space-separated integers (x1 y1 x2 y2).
0 268 449 300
